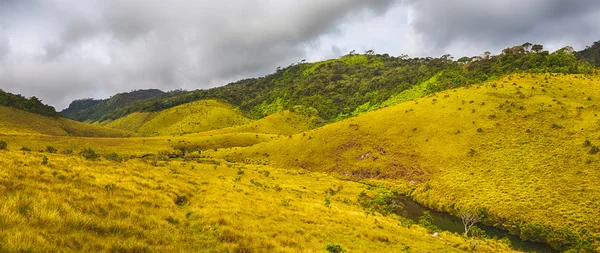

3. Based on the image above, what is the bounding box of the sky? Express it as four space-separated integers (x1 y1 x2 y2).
1 0 599 110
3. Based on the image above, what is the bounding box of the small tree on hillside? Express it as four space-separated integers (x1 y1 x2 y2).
0 140 6 150
460 211 480 237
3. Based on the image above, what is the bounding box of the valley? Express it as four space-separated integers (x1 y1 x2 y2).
2 44 600 252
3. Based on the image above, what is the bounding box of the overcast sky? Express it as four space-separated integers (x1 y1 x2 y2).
1 0 599 110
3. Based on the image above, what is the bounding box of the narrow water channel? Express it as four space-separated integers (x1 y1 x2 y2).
395 196 557 253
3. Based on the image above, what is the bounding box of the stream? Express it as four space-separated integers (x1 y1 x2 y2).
395 196 557 253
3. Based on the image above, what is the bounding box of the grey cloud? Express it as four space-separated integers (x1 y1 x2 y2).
0 32 9 60
0 0 397 109
403 0 600 56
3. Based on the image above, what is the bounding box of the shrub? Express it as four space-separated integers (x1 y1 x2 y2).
62 149 73 154
19 146 31 152
174 194 188 206
589 145 599 155
476 128 483 132
418 211 438 233
105 153 122 162
79 148 99 160
45 146 57 153
41 156 49 165
0 140 7 150
326 243 347 253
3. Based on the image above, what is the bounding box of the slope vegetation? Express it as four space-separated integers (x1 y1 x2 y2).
191 110 322 137
61 89 174 122
215 73 600 251
101 100 251 136
0 106 130 137
62 42 594 123
0 150 516 252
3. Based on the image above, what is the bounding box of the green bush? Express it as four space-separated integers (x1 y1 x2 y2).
589 145 599 155
0 140 7 150
79 148 99 160
104 153 122 162
45 146 57 153
325 243 347 253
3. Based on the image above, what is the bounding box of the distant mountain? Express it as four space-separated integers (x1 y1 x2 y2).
62 42 597 123
60 89 177 122
0 89 57 117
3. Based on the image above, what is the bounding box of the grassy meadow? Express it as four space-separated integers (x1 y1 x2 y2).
213 73 600 251
100 100 251 136
0 150 516 252
2 73 600 252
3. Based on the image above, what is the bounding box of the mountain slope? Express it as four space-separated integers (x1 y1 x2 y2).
62 42 594 123
189 109 323 137
214 73 600 251
61 89 173 122
101 100 251 136
0 106 130 137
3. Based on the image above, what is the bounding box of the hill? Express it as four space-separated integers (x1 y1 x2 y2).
62 42 595 123
60 89 177 122
213 73 600 251
100 100 251 136
0 106 130 137
190 109 323 137
0 89 57 117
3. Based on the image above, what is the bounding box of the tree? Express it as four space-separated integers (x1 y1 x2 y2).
532 44 544 53
522 42 532 51
460 211 480 237
364 49 374 55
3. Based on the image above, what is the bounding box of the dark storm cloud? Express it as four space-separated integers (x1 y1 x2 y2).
0 0 396 109
403 0 600 56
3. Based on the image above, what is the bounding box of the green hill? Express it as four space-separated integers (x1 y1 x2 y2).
214 73 600 252
61 89 177 122
62 42 594 124
0 89 57 117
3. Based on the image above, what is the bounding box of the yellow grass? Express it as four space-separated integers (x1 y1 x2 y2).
102 100 251 136
0 106 130 137
213 73 600 250
0 150 515 252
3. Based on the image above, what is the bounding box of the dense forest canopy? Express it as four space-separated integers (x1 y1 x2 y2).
61 89 181 121
0 89 57 117
577 40 600 67
62 42 596 123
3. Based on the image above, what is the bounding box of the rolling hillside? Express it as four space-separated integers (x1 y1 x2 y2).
0 150 517 252
213 73 600 251
100 100 251 136
62 43 594 123
0 106 130 137
61 89 173 122
189 110 323 137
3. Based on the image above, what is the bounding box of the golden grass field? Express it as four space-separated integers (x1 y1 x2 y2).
100 100 251 136
0 150 516 252
2 73 600 251
213 73 600 251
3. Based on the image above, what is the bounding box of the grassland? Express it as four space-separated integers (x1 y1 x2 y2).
213 73 600 251
0 106 130 137
3 73 600 251
101 100 251 136
0 150 516 252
